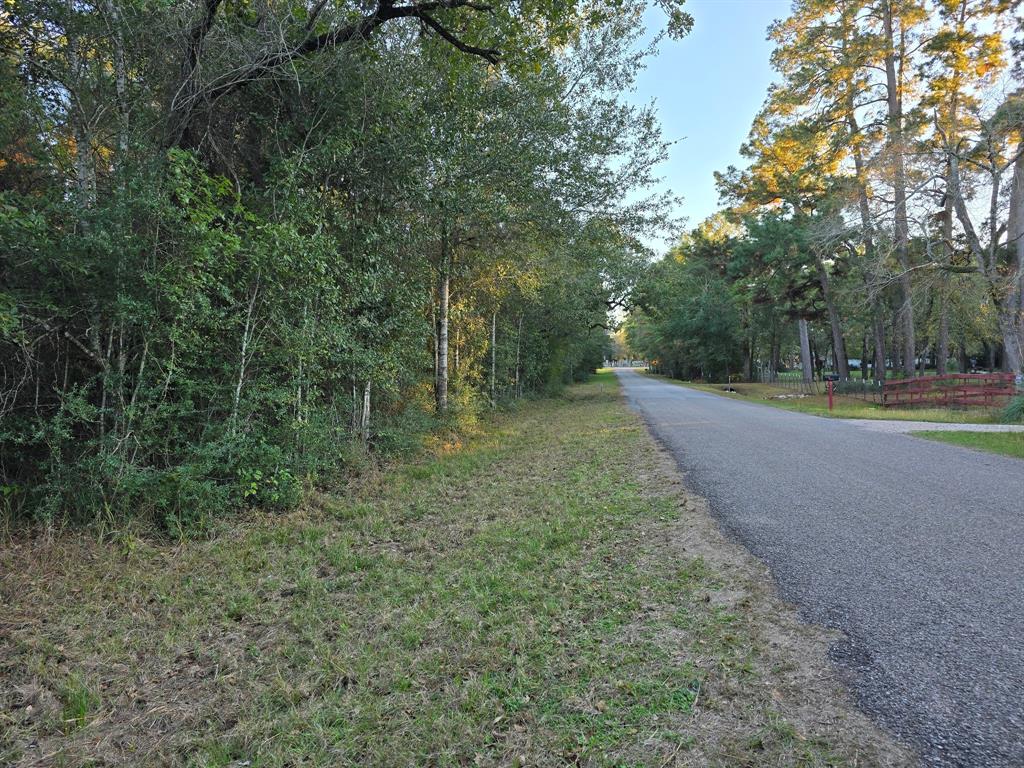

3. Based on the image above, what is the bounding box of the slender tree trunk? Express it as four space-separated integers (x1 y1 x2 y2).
514 313 523 398
891 312 902 377
102 0 129 159
1004 146 1024 374
847 91 888 384
770 331 781 381
873 305 887 383
934 65 962 377
935 164 953 377
816 258 849 378
950 152 1024 374
882 0 916 377
231 277 260 429
936 282 949 375
918 290 933 377
351 378 358 433
489 310 497 407
360 380 371 443
66 1 96 210
436 267 450 413
432 304 438 382
798 318 813 390
862 336 869 380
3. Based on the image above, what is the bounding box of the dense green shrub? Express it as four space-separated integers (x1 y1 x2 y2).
0 4 665 531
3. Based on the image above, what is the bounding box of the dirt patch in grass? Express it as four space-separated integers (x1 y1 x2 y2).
1 373 913 766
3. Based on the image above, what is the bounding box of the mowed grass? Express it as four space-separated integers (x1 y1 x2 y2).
0 373 907 767
651 376 1001 424
913 430 1024 459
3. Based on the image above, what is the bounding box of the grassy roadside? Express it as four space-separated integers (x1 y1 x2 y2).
647 374 1001 424
0 372 911 767
912 430 1024 459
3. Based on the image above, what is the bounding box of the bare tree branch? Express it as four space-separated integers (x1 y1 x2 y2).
166 0 498 149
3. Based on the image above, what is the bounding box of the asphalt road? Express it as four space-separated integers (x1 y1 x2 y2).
615 369 1024 767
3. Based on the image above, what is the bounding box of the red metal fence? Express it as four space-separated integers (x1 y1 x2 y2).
882 373 1017 408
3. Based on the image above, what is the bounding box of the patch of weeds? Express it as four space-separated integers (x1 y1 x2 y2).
224 590 256 621
59 673 100 732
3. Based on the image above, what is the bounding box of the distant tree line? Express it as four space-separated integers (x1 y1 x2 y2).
629 0 1024 387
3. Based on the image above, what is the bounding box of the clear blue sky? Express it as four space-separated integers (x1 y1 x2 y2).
632 0 790 249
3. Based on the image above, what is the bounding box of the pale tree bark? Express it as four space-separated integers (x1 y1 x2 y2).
1005 146 1024 374
435 249 450 414
231 276 260 429
351 378 358 433
66 0 96 209
798 318 814 389
514 313 523 398
102 0 129 158
934 46 964 377
936 186 952 375
770 329 781 380
489 311 497 407
873 308 887 382
949 151 1023 374
431 305 438 382
815 257 849 378
882 0 916 376
360 380 371 443
935 291 950 369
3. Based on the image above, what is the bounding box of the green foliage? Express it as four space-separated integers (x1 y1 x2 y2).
0 1 678 529
2 374 901 766
915 430 1024 460
59 673 101 732
629 231 743 381
1004 396 1024 424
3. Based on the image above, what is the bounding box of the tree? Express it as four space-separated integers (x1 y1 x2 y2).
630 228 743 381
944 95 1024 373
0 0 692 526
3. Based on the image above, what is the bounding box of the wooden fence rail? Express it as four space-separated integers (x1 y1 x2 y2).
882 373 1016 408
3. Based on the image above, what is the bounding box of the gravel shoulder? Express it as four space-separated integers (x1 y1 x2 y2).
838 419 1024 433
